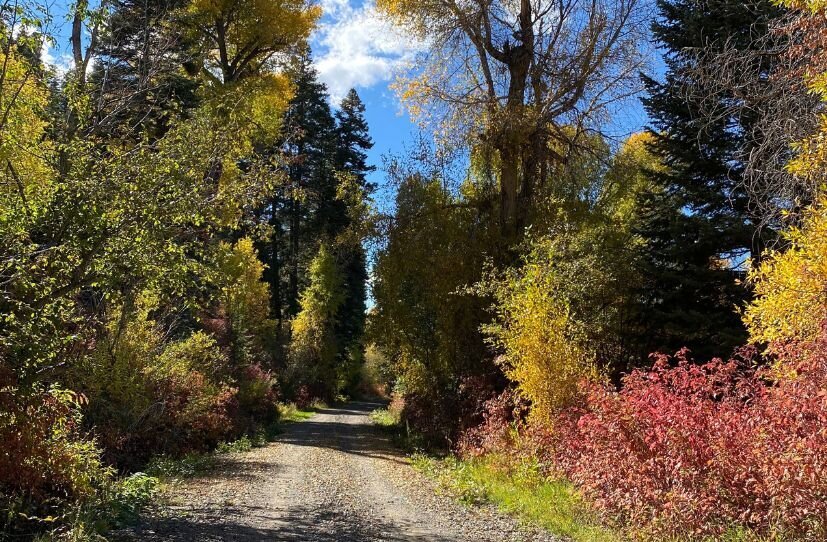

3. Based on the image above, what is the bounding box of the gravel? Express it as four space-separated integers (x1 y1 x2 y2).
115 401 559 542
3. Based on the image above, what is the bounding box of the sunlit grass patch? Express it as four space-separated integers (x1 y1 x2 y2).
370 407 400 427
413 454 621 542
278 402 317 422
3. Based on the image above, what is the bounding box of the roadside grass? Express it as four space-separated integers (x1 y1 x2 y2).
410 455 784 542
370 406 430 451
369 406 399 427
412 454 620 542
368 409 619 542
280 401 321 422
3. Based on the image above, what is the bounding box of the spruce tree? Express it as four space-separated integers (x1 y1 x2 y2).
258 67 374 386
277 50 338 319
91 0 201 140
331 89 374 374
335 89 376 190
635 0 785 361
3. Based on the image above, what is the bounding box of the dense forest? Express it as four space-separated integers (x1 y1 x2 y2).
1 0 826 539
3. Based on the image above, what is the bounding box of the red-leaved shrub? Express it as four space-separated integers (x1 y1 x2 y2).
456 389 528 457
546 327 827 539
96 369 240 469
237 363 279 425
0 369 108 530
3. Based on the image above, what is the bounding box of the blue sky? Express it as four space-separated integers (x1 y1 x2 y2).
41 0 658 196
310 0 658 194
309 0 424 196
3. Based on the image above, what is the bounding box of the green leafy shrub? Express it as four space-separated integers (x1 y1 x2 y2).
105 473 159 526
0 377 111 534
370 407 400 427
145 453 215 479
74 301 240 469
216 436 253 454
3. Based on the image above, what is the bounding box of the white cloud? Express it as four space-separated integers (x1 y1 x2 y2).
40 45 73 77
312 0 424 103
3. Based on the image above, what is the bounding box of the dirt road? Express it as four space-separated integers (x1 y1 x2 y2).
119 402 557 542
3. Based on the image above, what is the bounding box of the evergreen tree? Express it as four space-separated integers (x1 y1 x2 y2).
91 0 201 140
257 65 373 386
260 49 337 323
331 89 374 365
635 0 785 360
335 89 376 190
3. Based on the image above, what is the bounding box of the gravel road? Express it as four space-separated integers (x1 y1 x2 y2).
118 402 558 542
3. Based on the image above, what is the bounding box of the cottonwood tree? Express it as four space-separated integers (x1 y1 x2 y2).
185 0 319 84
378 0 649 239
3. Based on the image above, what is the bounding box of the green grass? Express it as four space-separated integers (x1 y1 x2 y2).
146 451 216 479
412 454 622 542
216 435 254 454
277 402 317 422
370 407 399 427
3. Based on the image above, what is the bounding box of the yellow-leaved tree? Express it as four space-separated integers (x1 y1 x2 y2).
482 239 599 423
376 0 647 238
186 0 320 84
745 0 827 349
216 237 277 364
288 244 346 399
745 200 827 346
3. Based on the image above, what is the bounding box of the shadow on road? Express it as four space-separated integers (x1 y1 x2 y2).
276 401 408 464
115 402 447 542
116 502 458 542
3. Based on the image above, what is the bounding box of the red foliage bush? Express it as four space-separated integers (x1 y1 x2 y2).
237 363 279 425
97 369 240 469
456 389 528 457
0 369 107 530
293 385 313 409
547 328 827 539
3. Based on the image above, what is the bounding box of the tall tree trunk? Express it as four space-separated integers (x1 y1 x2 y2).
496 0 534 241
499 145 520 240
288 195 300 317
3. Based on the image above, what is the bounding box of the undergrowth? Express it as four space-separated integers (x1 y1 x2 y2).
412 454 620 542
370 406 429 451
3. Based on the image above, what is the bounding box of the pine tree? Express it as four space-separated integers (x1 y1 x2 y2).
91 0 201 140
335 89 376 190
635 0 785 361
261 49 337 322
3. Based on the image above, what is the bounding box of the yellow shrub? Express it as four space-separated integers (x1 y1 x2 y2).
215 237 276 362
484 238 598 423
745 199 827 346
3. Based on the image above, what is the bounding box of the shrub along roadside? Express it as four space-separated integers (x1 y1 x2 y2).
369 405 618 542
411 454 619 542
17 404 317 541
146 404 317 480
545 331 827 540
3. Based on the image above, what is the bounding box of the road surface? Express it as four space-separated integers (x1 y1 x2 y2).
118 402 557 542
